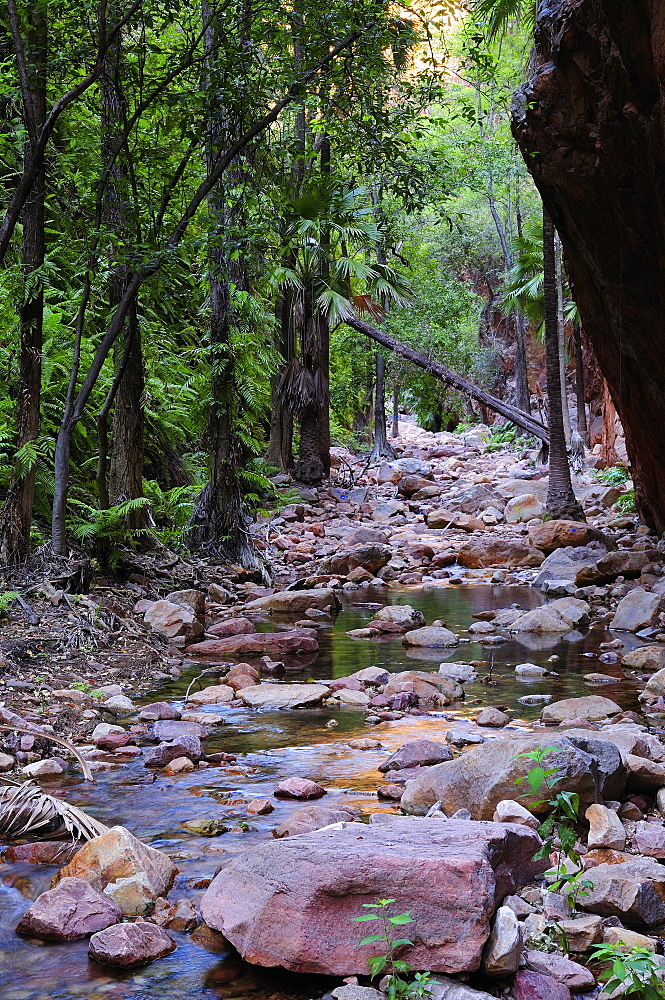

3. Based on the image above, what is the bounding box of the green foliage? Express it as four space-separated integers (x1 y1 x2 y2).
590 943 665 1000
69 498 153 569
353 898 432 1000
0 591 19 615
615 489 637 515
595 465 629 486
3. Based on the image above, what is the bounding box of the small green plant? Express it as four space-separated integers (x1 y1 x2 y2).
485 424 517 452
69 681 90 693
353 898 432 1000
590 943 665 1000
594 465 629 486
615 489 637 515
0 590 19 615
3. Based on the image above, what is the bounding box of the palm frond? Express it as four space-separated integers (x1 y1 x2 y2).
0 778 108 841
0 724 94 781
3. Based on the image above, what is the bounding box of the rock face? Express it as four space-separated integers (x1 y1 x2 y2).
458 539 544 569
400 734 625 819
89 922 176 968
200 818 543 975
511 0 665 530
15 877 122 941
53 826 177 916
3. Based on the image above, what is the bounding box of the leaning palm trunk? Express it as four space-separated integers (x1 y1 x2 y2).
0 724 94 781
0 778 108 841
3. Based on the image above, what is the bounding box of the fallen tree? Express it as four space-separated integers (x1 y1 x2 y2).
345 315 549 444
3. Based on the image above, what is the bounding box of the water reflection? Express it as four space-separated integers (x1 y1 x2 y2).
0 585 647 999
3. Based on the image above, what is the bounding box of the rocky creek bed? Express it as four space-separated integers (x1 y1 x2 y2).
3 422 665 999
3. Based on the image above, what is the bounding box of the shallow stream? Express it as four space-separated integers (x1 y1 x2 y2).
0 585 648 1000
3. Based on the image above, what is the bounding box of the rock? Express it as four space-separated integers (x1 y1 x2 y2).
402 626 458 648
634 820 665 857
378 740 453 772
533 544 609 587
585 804 626 850
165 756 195 774
556 915 603 953
245 589 341 613
529 520 609 554
239 683 329 710
400 734 624 819
350 666 390 685
0 752 15 771
622 645 665 671
426 509 484 532
515 662 548 677
200 817 543 975
398 474 434 498
374 605 425 627
576 550 650 585
274 805 356 837
482 905 521 977
426 976 498 1000
274 777 326 799
505 495 544 523
322 544 393 576
611 588 665 632
492 800 539 829
144 600 203 639
602 925 657 951
639 667 665 702
394 457 432 476
475 707 510 727
335 688 370 707
541 696 621 724
332 987 383 1000
512 971 572 1000
150 896 198 932
187 684 234 706
445 729 485 747
96 731 132 751
548 597 591 628
22 758 67 778
446 484 506 513
153 720 207 741
88 921 176 968
509 607 573 633
165 588 205 615
624 754 665 790
206 617 256 638
524 951 596 990
246 798 274 816
144 736 202 767
15 877 122 941
182 818 228 836
382 671 462 706
5 841 80 865
377 463 402 484
458 538 544 569
53 826 177 916
186 630 319 656
103 695 134 716
439 663 478 682
138 702 180 721
580 856 665 926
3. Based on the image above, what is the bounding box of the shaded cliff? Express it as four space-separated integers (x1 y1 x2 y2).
512 0 665 529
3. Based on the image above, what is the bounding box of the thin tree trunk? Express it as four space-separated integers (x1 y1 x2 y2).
391 384 399 437
316 132 331 477
543 209 585 520
369 352 395 461
554 232 571 445
514 312 531 415
345 316 549 443
573 322 588 445
0 0 47 565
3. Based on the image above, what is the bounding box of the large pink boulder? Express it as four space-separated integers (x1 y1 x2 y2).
16 877 121 940
200 817 543 975
185 630 318 657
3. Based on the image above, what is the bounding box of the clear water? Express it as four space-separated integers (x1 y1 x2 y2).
0 585 647 999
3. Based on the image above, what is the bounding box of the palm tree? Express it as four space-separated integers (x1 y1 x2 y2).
275 181 410 484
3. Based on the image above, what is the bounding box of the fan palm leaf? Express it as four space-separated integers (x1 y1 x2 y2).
0 778 108 841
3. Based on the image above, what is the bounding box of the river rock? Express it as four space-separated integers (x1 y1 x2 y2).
53 826 177 916
187 684 234 705
639 666 665 701
23 758 68 778
152 720 207 741
274 777 326 799
200 817 543 975
88 921 176 968
274 804 356 837
166 588 205 615
144 600 203 639
445 484 506 513
611 588 665 632
138 702 180 721
185 630 319 656
513 971 572 1000
585 803 626 850
239 683 329 710
382 671 462 705
476 707 510 727
322 544 392 576
633 821 665 858
540 696 621 723
580 856 665 926
529 521 608 554
576 550 650 585
505 495 544 523
492 800 539 829
400 734 624 819
206 617 256 638
624 754 665 790
398 474 434 498
374 605 425 627
402 626 458 647
16 877 122 941
482 905 522 977
524 951 596 990
245 589 341 613
378 739 452 772
144 735 202 767
622 645 665 671
458 538 544 569
533 543 609 587
439 662 478 682
556 915 603 953
602 925 658 951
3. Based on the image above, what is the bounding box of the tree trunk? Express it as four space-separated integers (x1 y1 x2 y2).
391 384 399 437
266 293 294 470
316 132 331 478
345 316 549 443
554 232 571 444
369 352 395 461
514 312 531 415
542 209 585 521
573 323 588 445
0 1 47 565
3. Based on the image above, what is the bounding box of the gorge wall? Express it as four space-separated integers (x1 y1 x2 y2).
512 0 665 529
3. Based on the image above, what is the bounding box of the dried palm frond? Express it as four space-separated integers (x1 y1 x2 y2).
0 724 94 781
0 777 109 841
